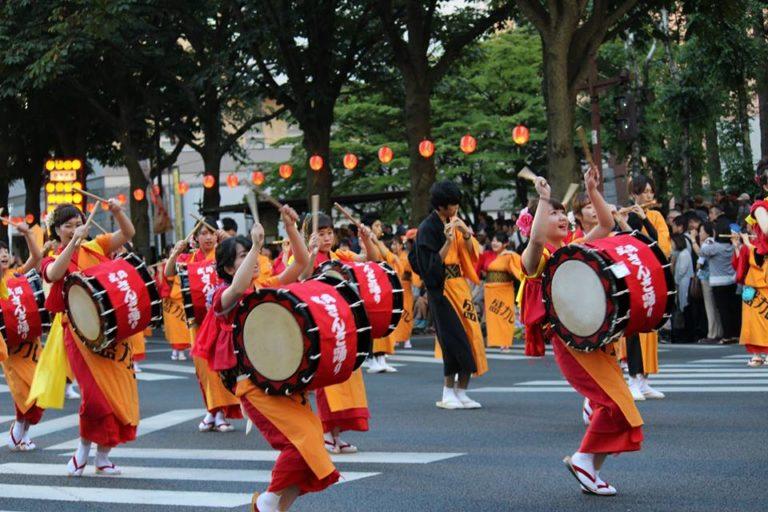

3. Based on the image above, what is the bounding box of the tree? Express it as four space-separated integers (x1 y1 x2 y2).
514 0 643 196
376 0 513 223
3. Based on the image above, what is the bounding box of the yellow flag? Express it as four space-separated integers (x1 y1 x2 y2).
27 314 69 409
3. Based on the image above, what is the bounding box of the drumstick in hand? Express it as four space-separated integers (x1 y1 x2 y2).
517 166 538 183
576 126 594 166
190 213 218 233
79 188 111 205
252 187 283 209
0 215 23 228
311 194 319 234
561 183 580 208
184 218 205 244
74 202 100 246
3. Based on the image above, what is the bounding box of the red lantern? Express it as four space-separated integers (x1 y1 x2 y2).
226 173 239 188
513 124 530 146
203 174 216 189
101 201 110 211
343 153 358 170
251 170 265 186
25 214 34 224
460 134 477 154
279 164 293 179
418 139 435 158
309 155 324 172
86 203 96 213
133 188 145 201
178 181 190 195
117 193 127 205
378 146 393 164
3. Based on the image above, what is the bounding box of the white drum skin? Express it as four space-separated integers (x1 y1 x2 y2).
67 284 102 342
243 302 304 381
550 260 607 338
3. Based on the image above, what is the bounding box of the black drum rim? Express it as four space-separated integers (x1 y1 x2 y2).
121 253 163 329
24 270 52 332
176 264 197 328
64 272 116 352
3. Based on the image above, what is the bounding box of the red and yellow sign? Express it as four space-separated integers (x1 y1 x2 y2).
45 158 85 215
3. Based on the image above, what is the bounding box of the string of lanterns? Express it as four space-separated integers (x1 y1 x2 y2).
175 124 530 193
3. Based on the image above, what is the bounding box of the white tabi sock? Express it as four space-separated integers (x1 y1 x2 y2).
571 451 595 476
214 410 226 426
256 491 280 512
94 445 113 467
76 439 92 465
442 386 458 402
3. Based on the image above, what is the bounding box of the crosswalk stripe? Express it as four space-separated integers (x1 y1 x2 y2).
135 372 185 382
0 463 379 484
653 373 765 377
405 349 527 361
45 409 203 451
388 355 442 364
29 414 80 438
0 416 14 424
518 378 768 385
139 363 197 374
0 385 8 394
472 386 768 393
53 447 464 464
689 359 749 364
657 369 756 373
0 483 252 508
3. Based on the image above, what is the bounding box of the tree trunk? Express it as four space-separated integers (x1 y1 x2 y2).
403 76 435 225
681 121 691 198
202 148 222 217
22 150 45 227
736 79 753 166
120 134 152 260
303 123 332 213
757 66 768 159
0 161 8 246
542 42 578 197
705 119 723 190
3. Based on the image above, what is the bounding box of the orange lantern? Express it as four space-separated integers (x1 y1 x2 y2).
101 201 110 211
86 203 96 213
460 134 477 154
513 124 530 145
309 155 324 172
279 164 293 179
343 153 358 170
178 181 190 195
133 188 145 201
226 173 239 188
203 174 216 189
117 193 127 205
418 139 435 158
378 146 393 164
251 170 265 186
25 214 34 224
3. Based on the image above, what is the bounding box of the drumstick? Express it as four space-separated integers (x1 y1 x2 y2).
253 187 283 209
245 189 259 223
190 213 218 233
78 188 110 204
333 202 361 227
90 219 109 235
576 126 594 166
268 239 289 245
718 233 755 239
561 183 580 208
517 166 538 183
184 218 204 243
311 194 319 234
0 215 23 228
74 202 99 247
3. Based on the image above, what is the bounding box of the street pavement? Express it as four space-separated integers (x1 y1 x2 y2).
1 337 766 511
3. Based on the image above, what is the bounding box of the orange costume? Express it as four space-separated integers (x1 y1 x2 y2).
389 250 421 345
736 247 768 354
313 250 369 433
1 266 44 426
523 250 643 453
483 252 522 348
41 235 139 446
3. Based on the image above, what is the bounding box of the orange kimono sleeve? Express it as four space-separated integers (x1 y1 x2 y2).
647 210 671 257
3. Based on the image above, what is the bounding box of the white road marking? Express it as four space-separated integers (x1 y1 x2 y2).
134 372 185 382
139 363 197 374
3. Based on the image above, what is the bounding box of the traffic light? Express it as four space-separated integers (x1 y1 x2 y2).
615 91 638 141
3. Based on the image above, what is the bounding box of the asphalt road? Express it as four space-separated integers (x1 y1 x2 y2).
1 337 766 512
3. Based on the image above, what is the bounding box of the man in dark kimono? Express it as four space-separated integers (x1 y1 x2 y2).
411 181 488 410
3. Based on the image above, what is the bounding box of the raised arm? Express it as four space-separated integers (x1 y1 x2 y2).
277 206 310 285
164 239 189 278
221 223 264 312
521 176 551 276
582 164 614 242
105 199 136 253
44 224 89 283
358 224 379 262
15 223 42 274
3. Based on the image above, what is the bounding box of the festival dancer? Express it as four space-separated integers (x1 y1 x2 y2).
165 219 242 432
521 166 643 496
389 232 420 349
1 222 44 451
480 232 522 352
412 181 488 410
41 202 138 476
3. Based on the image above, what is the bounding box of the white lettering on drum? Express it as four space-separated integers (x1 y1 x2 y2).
108 270 141 329
9 286 30 338
361 264 382 304
309 293 348 375
615 244 656 317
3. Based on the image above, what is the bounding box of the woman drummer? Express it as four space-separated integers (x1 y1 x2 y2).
521 165 643 496
307 213 377 455
1 221 44 451
165 218 243 432
41 201 137 476
194 207 334 512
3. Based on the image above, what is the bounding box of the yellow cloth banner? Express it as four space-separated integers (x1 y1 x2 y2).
27 314 69 409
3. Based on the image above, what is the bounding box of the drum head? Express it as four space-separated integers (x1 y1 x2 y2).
244 303 304 381
550 260 606 337
67 284 102 342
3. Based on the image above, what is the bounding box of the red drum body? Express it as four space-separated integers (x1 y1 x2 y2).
542 232 675 352
0 270 51 347
178 260 219 327
234 280 367 395
65 253 162 352
314 260 404 339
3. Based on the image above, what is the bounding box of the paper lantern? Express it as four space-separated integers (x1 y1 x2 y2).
86 203 96 213
226 173 239 188
513 124 530 146
309 155 324 172
343 153 358 170
178 181 190 195
101 201 110 211
133 188 145 201
251 170 265 186
203 174 216 189
378 146 393 164
25 214 34 224
117 193 127 205
279 164 293 179
418 139 435 158
460 134 477 154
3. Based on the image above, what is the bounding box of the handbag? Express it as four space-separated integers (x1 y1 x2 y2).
687 245 703 300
